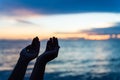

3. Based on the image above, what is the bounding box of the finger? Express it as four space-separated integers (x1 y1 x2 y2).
31 37 36 46
50 38 53 43
55 37 58 46
51 37 56 48
35 37 40 51
47 40 51 45
46 40 51 51
50 37 53 46
53 37 56 47
31 37 39 47
31 37 40 51
48 37 55 50
53 37 59 47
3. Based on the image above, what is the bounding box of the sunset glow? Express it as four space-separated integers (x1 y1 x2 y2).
0 0 120 40
84 35 111 40
55 32 120 40
0 12 120 40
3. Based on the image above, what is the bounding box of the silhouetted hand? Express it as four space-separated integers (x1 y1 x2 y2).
38 37 60 63
20 37 40 61
30 37 60 80
8 37 40 80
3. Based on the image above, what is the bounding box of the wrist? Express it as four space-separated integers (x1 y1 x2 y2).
36 55 47 65
19 56 31 64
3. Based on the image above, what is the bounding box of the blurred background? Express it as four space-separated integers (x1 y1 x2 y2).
0 0 120 80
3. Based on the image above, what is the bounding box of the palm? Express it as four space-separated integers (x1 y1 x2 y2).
20 37 40 61
40 37 60 62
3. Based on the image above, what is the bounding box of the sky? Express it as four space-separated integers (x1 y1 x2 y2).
0 0 120 40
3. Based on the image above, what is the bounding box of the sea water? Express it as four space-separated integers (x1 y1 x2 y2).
0 40 120 80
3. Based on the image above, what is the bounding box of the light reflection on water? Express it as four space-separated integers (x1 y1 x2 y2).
0 40 120 80
46 40 120 79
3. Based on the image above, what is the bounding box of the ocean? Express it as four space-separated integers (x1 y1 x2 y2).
0 39 120 80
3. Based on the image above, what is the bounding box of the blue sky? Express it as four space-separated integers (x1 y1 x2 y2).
1 0 120 15
0 0 120 39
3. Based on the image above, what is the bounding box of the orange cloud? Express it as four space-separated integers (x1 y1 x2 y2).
84 35 111 40
54 32 120 40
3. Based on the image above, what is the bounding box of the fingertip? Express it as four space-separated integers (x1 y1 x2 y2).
32 37 40 47
36 36 39 40
50 37 52 40
32 38 36 44
49 38 52 42
55 37 58 44
53 36 55 39
55 37 58 41
33 37 36 41
33 37 39 42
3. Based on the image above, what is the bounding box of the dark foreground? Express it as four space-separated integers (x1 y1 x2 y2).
0 70 120 80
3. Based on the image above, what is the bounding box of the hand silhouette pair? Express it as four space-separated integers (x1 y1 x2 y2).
20 37 59 63
8 37 60 80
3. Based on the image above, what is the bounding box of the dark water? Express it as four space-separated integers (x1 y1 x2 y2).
0 40 120 80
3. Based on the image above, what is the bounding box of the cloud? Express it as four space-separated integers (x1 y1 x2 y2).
0 0 120 16
16 19 35 25
55 23 120 35
81 23 120 34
